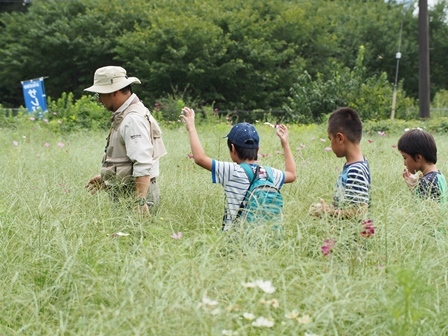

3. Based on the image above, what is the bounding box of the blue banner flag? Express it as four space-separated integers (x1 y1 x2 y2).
21 77 48 114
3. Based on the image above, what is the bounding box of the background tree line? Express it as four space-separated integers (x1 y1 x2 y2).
1 0 448 122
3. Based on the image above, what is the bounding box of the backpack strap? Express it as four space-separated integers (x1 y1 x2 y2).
263 166 275 184
235 163 259 221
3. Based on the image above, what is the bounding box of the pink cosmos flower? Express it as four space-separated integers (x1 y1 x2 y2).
13 141 18 146
43 119 48 123
368 139 373 143
324 147 332 152
52 112 57 116
57 142 64 148
360 219 375 238
378 131 386 136
321 238 335 256
171 232 182 239
187 153 194 159
44 142 50 147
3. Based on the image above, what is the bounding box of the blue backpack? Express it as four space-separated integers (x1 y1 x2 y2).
236 163 284 223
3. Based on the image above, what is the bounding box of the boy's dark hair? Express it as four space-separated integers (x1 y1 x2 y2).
328 107 362 143
227 139 258 160
397 129 437 164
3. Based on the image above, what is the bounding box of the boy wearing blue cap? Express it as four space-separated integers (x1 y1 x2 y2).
181 107 296 231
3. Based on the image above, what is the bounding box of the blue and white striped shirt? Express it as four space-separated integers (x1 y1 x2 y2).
333 159 371 209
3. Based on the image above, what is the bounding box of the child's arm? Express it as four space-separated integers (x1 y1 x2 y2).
180 107 213 171
276 124 296 183
309 199 368 219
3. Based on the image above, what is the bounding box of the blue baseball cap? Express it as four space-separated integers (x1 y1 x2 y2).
225 123 259 148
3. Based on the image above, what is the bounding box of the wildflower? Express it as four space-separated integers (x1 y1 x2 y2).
368 139 373 143
44 142 50 147
284 310 299 319
226 304 240 312
29 117 35 121
57 120 62 124
57 142 64 148
264 122 276 128
22 136 26 138
324 147 332 152
243 312 255 320
13 141 18 146
110 232 130 237
305 333 319 336
377 131 386 136
392 145 397 148
258 153 270 158
260 298 279 308
242 280 276 293
211 308 221 315
222 330 238 336
320 138 326 142
201 296 218 307
360 219 375 238
52 112 57 115
187 153 194 159
170 232 182 239
256 280 276 294
298 314 312 324
43 118 48 123
252 317 274 328
321 238 335 256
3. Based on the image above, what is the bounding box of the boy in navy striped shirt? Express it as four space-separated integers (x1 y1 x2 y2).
181 107 296 231
310 107 371 219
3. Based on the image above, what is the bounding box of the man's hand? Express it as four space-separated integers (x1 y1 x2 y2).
85 175 106 194
180 107 196 131
133 202 151 217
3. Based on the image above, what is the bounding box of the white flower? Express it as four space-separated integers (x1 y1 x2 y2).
255 280 276 294
222 330 238 336
298 314 312 324
285 310 299 319
202 296 219 307
269 299 279 308
210 308 221 315
252 317 275 328
305 333 319 336
243 312 255 320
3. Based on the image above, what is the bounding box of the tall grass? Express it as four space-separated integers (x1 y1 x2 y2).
0 121 448 335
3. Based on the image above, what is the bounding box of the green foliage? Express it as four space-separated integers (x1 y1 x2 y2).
46 92 109 132
1 0 433 112
285 46 415 123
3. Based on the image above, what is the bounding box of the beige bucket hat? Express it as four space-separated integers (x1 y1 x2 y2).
84 66 141 94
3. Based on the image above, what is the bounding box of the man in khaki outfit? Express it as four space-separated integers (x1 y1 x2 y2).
85 66 166 216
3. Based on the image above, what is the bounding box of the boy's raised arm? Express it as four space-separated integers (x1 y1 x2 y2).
276 124 296 183
180 107 213 171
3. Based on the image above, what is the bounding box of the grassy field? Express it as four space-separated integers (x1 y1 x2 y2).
1 120 448 335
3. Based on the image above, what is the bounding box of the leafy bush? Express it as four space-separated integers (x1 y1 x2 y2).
285 46 415 123
46 92 109 131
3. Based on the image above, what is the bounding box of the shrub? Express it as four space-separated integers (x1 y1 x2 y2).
284 46 415 123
